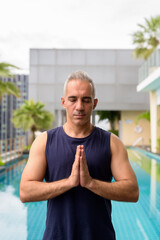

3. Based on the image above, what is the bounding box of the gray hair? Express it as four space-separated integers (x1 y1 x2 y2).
63 70 95 98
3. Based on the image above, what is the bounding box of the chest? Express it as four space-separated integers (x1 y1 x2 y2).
45 138 111 182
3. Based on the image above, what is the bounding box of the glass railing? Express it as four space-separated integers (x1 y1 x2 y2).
139 48 160 83
0 136 25 164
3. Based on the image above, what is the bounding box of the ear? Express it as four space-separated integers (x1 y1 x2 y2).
61 97 66 108
93 98 98 110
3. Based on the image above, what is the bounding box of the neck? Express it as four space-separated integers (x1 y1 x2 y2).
63 122 94 138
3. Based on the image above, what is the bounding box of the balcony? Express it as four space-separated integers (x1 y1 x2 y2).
137 48 160 92
139 48 160 83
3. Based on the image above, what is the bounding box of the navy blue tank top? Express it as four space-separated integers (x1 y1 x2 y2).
43 126 116 240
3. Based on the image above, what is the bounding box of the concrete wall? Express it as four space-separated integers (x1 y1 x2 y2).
121 111 150 146
29 49 149 112
29 49 150 135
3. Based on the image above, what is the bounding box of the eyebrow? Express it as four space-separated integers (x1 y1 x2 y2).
68 96 92 100
68 96 76 100
82 97 92 100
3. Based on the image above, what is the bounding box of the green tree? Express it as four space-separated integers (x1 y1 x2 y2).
132 15 160 59
135 111 150 124
0 62 21 100
96 110 120 132
0 62 19 77
12 99 54 144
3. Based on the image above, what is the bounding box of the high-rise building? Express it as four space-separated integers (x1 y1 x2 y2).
0 74 28 154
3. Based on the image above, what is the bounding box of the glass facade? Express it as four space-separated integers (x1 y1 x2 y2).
0 75 28 152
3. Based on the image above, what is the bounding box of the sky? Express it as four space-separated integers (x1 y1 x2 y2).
0 0 160 71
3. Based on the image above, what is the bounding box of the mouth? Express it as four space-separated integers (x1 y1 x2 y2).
74 114 85 118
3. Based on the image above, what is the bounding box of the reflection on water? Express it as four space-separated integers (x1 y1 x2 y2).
0 158 46 240
150 159 157 215
0 159 28 240
128 148 160 183
128 148 160 236
0 186 27 240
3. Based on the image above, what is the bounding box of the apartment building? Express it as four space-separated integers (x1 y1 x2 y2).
0 74 28 153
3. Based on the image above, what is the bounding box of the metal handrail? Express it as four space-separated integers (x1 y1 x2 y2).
0 136 25 164
139 48 160 83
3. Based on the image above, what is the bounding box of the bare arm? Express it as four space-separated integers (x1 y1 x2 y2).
80 134 139 202
20 132 80 203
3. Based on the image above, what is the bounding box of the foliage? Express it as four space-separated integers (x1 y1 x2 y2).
0 62 19 77
96 111 120 130
0 155 4 166
23 145 31 151
135 111 150 124
157 138 160 153
0 161 4 166
108 129 119 136
12 99 54 132
132 15 160 59
0 62 21 101
0 80 21 100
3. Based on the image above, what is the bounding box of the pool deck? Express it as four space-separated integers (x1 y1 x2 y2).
129 146 160 162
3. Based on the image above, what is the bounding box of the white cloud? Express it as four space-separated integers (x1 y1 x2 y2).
0 0 160 69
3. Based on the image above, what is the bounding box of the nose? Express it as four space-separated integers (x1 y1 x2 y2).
76 99 84 111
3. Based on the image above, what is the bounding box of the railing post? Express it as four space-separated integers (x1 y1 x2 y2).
14 138 16 160
5 139 7 164
0 140 1 156
0 137 26 163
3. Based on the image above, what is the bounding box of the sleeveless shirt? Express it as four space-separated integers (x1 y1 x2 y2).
43 126 116 240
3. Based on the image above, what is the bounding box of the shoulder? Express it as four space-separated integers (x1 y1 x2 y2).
33 131 47 143
32 127 62 152
110 133 128 157
45 127 62 146
30 131 47 153
110 132 121 145
94 126 111 138
46 127 62 138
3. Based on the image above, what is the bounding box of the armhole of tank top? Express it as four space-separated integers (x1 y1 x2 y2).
44 131 49 182
108 131 111 160
45 130 49 160
107 131 112 180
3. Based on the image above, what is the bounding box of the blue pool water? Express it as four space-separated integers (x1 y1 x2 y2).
0 148 160 240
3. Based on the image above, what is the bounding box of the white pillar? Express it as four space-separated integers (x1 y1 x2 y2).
150 91 158 153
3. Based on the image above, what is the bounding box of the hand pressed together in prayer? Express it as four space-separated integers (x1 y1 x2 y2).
69 145 92 188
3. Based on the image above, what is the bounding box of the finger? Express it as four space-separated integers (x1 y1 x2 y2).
78 145 83 156
81 146 86 162
75 145 81 159
73 148 80 170
73 157 80 171
80 156 84 169
80 152 87 170
79 145 84 157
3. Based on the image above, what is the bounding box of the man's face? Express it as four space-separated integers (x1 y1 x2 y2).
61 79 98 127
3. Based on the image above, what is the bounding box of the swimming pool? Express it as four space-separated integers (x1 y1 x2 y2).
0 148 160 240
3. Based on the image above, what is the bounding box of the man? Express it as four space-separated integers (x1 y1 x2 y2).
20 71 139 240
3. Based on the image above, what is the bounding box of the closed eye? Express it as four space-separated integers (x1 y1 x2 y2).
68 96 77 102
82 97 92 103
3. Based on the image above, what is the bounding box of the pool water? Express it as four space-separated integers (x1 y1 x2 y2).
0 148 160 240
113 147 160 240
